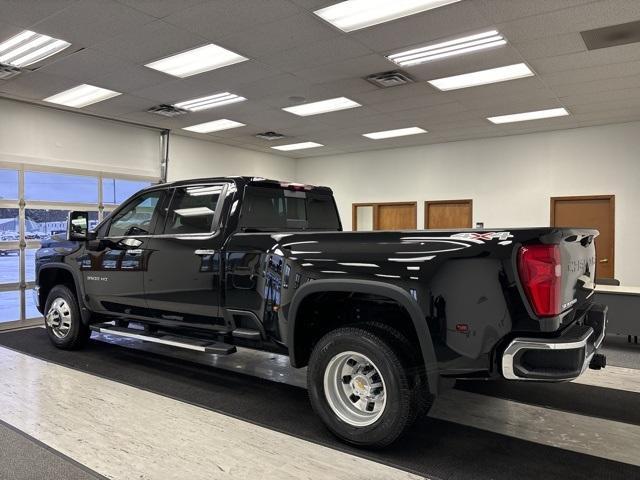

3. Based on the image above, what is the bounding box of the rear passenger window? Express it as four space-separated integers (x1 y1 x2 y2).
239 187 287 230
307 194 340 229
163 185 222 235
239 186 341 231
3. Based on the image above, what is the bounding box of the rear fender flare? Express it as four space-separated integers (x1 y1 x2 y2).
287 279 439 395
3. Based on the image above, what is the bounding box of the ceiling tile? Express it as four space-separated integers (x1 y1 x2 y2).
560 87 640 107
367 90 454 114
32 0 156 46
291 54 392 84
512 33 586 60
531 43 640 75
550 75 640 97
38 48 134 82
385 102 469 122
541 59 640 86
0 20 24 40
0 0 79 27
221 13 338 60
259 36 372 72
83 93 155 116
115 0 209 19
235 74 315 102
474 0 597 23
162 0 304 42
0 71 78 100
498 0 640 43
91 20 207 64
569 96 640 114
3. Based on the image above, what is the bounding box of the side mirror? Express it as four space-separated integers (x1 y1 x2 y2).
67 211 90 241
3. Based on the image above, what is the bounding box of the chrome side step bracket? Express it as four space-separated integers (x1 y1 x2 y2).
90 324 236 355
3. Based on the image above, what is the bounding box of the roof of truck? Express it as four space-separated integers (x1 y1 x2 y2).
155 176 333 194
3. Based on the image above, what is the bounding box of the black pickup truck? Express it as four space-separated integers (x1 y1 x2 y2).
34 176 607 447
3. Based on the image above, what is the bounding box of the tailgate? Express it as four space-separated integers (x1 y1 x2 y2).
558 229 598 312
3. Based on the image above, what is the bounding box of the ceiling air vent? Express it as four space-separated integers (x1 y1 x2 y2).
0 63 21 80
581 20 640 50
255 131 286 141
366 70 414 88
147 104 188 117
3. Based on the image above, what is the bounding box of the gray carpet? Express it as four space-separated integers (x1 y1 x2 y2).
601 334 640 369
0 420 104 480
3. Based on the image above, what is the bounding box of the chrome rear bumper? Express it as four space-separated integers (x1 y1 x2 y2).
502 304 607 381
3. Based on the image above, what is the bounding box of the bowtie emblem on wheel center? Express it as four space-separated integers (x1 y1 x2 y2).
351 376 371 397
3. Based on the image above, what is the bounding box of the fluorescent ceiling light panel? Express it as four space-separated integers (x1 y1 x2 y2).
282 97 360 116
487 107 570 124
174 92 246 112
363 127 427 139
0 30 70 67
182 119 245 133
388 30 506 67
43 84 121 108
314 0 462 32
145 44 248 78
429 63 534 91
271 142 323 151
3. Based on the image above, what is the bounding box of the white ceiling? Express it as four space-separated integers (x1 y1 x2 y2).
2 0 640 158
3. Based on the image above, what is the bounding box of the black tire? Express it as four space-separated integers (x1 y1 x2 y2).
361 322 434 419
44 285 91 350
307 326 417 448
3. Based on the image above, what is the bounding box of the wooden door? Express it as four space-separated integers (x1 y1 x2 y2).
377 203 417 230
425 200 473 229
352 202 417 230
551 195 615 278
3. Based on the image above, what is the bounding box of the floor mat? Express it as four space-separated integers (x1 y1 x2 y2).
0 328 638 480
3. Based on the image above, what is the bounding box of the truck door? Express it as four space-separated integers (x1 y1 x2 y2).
144 183 228 331
81 189 166 317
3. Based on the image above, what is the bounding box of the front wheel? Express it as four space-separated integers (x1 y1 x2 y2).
44 285 91 350
307 326 419 448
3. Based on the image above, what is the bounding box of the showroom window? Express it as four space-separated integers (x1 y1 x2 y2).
103 178 152 204
0 162 157 326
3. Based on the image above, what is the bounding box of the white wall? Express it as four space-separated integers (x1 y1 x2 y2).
167 133 296 182
0 99 160 178
296 122 640 285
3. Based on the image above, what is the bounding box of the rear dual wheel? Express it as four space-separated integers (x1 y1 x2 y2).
307 326 430 448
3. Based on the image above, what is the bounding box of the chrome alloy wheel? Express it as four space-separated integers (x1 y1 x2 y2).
46 297 72 339
323 351 387 427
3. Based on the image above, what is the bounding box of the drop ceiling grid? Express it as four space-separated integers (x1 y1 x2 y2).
0 0 639 158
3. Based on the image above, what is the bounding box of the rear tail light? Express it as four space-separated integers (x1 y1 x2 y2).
517 244 562 317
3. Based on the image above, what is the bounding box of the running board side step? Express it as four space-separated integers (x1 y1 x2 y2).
90 324 236 355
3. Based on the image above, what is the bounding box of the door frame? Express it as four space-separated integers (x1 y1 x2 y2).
424 199 473 229
550 194 615 277
352 201 417 230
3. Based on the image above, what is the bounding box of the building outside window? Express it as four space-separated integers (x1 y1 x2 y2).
0 165 155 326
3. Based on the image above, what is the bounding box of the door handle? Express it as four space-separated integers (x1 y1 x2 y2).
195 249 216 256
599 258 609 263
